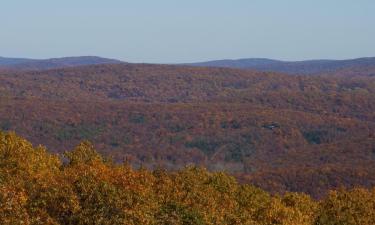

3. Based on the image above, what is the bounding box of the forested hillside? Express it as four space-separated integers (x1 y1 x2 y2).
1 63 375 197
1 131 375 225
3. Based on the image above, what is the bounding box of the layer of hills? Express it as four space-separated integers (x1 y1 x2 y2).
1 57 375 197
187 57 375 76
2 55 375 76
0 56 123 70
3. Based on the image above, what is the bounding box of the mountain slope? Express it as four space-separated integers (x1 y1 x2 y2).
1 63 375 197
187 57 375 75
0 56 124 70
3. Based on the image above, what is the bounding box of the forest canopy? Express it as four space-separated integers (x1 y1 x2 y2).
1 63 375 198
1 131 375 225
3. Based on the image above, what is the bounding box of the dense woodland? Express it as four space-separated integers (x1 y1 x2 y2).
2 131 375 225
0 63 375 198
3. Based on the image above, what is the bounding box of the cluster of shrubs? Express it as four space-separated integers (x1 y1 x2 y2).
1 131 375 225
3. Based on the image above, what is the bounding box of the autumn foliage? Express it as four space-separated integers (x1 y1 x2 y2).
1 64 375 198
1 131 375 225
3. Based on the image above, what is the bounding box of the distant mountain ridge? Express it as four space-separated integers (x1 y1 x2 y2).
0 56 124 70
187 57 375 75
0 56 35 66
2 55 375 76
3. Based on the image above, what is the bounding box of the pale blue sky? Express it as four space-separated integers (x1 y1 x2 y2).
1 0 374 63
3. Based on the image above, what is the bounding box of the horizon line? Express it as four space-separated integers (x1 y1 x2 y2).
1 55 375 64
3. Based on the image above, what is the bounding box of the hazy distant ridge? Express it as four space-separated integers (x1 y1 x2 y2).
2 55 375 76
187 57 375 75
0 56 124 70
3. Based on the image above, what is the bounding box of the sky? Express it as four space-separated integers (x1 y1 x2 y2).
0 0 374 63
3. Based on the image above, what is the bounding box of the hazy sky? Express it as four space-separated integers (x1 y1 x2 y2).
1 0 374 63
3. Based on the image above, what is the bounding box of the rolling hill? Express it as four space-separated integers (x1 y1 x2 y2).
1 62 375 197
0 56 124 70
187 57 375 75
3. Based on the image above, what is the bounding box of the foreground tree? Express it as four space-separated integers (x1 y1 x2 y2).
1 131 375 225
